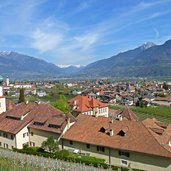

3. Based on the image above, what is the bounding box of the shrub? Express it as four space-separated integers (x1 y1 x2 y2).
23 146 41 152
41 136 59 153
57 149 70 157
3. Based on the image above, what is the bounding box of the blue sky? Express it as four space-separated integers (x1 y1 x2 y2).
0 0 171 66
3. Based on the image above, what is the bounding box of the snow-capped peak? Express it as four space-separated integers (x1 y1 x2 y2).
57 64 83 68
141 42 156 50
0 51 12 56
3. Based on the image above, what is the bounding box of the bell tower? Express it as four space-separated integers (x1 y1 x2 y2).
0 75 6 114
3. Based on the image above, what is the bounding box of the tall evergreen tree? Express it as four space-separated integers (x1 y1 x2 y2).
18 88 25 103
163 82 168 90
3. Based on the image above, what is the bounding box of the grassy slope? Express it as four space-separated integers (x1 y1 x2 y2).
0 157 46 171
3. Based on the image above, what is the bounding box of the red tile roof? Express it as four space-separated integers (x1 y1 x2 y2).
0 102 75 135
6 100 16 111
68 95 108 113
143 118 171 154
63 114 171 158
120 106 138 121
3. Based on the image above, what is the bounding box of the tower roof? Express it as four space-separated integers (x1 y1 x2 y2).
120 106 138 121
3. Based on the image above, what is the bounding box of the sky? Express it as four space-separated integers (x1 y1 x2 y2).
0 0 171 66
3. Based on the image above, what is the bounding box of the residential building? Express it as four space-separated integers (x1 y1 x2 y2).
68 95 108 117
62 114 171 171
0 102 75 149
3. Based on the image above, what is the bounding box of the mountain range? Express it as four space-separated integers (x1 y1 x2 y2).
0 39 171 79
78 40 171 77
0 52 81 79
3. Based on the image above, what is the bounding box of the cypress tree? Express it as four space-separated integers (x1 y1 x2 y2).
18 88 25 103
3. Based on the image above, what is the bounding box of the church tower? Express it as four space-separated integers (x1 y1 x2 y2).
0 75 6 114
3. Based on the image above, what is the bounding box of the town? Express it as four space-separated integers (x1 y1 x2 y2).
0 75 171 171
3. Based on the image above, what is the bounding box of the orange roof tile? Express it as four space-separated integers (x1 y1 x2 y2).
63 115 171 158
120 106 138 121
68 95 108 113
0 102 76 135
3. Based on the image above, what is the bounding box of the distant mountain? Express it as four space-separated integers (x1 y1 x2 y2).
140 42 156 50
78 40 171 77
1 39 171 80
60 65 84 75
0 51 63 79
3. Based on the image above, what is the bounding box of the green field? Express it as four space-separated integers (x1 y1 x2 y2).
109 105 171 123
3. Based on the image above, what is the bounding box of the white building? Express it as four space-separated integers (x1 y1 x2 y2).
0 76 6 114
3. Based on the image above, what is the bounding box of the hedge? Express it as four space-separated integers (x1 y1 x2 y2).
13 147 145 171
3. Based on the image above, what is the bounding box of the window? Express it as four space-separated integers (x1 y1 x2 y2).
6 116 21 120
119 151 130 157
48 124 60 129
31 132 33 136
121 159 128 166
0 142 1 146
11 135 14 140
69 141 73 145
33 122 44 126
97 146 105 152
4 143 8 149
99 127 106 133
23 132 28 138
3 133 8 138
86 144 90 149
30 142 35 146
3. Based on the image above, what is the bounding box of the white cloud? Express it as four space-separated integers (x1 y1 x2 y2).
31 29 63 52
74 33 99 50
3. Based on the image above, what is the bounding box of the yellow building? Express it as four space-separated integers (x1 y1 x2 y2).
62 115 171 171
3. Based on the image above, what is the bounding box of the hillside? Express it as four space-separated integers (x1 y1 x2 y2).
1 39 171 79
0 51 64 79
78 40 171 77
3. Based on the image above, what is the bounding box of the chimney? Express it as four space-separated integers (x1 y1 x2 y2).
117 114 123 121
67 117 70 127
109 129 114 136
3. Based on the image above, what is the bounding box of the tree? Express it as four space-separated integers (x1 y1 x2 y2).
18 88 25 103
163 82 168 90
41 136 59 153
52 95 71 114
